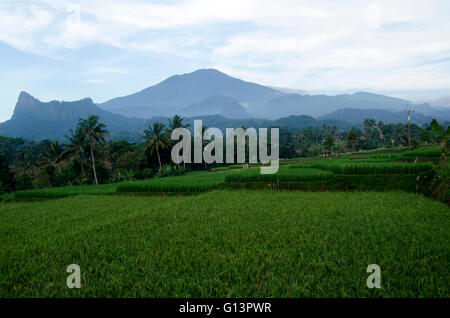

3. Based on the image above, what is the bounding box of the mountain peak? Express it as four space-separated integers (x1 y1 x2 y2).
191 68 226 75
18 91 37 104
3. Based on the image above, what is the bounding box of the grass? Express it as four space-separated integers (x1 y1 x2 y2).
401 146 443 158
9 183 119 201
300 160 434 175
225 167 334 183
117 171 229 193
0 191 448 297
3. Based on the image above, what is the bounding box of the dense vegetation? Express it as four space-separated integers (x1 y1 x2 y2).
0 191 448 297
0 114 448 204
0 113 448 298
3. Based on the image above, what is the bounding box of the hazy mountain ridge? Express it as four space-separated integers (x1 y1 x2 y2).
99 69 283 118
318 108 433 125
0 69 447 141
97 69 439 120
0 92 149 140
0 92 348 141
180 95 252 119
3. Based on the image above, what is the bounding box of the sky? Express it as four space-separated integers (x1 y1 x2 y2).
0 0 449 121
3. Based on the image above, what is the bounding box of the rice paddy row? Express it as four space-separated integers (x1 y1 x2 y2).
0 150 442 201
0 191 448 297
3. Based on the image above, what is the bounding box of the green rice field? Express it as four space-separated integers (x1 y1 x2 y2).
1 147 448 297
0 191 448 297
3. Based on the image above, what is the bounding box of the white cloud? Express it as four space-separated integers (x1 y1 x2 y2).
364 4 382 29
0 0 449 95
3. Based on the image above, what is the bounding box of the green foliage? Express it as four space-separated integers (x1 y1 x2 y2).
323 135 335 151
33 168 52 189
0 191 448 297
141 168 154 179
303 160 433 175
117 171 227 193
225 167 334 183
77 115 110 184
109 170 135 183
143 121 170 171
156 165 185 178
13 183 118 200
0 155 15 193
401 146 443 158
16 171 33 191
52 166 79 187
430 165 450 204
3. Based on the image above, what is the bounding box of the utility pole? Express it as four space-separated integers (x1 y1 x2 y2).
404 105 414 149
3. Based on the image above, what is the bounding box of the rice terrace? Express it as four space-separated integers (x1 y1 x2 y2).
0 0 450 304
1 129 449 297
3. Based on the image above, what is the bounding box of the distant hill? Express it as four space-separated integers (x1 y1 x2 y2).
319 108 433 125
220 101 252 119
0 92 148 140
99 69 282 118
179 95 252 119
98 69 416 120
0 92 352 141
2 69 444 141
260 92 410 118
429 96 450 107
95 68 449 121
172 114 331 133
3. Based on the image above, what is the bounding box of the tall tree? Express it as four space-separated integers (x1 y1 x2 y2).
41 140 64 173
346 129 358 152
167 114 190 133
430 119 450 166
143 122 169 171
0 155 15 193
78 115 109 185
324 135 335 151
64 127 88 176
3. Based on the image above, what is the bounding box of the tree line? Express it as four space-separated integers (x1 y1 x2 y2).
0 114 448 193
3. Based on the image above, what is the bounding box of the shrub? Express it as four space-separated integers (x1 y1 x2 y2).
156 165 185 178
53 166 79 187
33 168 51 189
430 165 450 205
16 171 33 191
0 155 15 192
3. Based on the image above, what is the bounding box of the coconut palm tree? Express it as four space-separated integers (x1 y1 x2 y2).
430 119 450 167
78 115 109 185
64 126 88 176
167 114 190 133
143 122 169 171
41 140 64 173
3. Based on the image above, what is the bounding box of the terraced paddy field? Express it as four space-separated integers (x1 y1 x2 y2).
0 191 448 297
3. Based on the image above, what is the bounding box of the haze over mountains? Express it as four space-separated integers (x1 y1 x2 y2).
0 68 448 141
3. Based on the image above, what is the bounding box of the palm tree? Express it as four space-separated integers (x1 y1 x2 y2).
41 140 64 173
78 115 109 185
64 127 88 176
430 119 450 166
167 114 190 133
143 122 169 171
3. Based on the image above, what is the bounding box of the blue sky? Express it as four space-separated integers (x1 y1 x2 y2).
0 0 449 121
